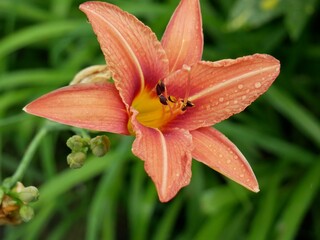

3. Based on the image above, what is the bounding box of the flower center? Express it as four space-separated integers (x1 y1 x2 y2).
129 80 194 131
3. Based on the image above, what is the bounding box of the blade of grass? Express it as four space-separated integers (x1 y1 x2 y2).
0 89 41 116
266 87 320 147
194 208 234 240
0 0 53 22
216 122 315 165
50 0 74 18
153 197 183 240
247 163 286 240
275 159 320 240
0 69 74 90
47 201 86 240
0 20 84 60
128 159 157 240
39 133 57 179
86 137 132 240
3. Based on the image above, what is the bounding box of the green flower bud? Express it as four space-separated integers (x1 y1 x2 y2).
90 135 111 157
18 186 39 203
66 135 89 153
67 152 86 169
19 205 34 222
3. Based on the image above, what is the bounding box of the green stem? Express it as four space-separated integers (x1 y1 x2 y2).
3 127 48 190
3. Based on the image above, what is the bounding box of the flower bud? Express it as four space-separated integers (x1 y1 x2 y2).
67 152 86 169
0 195 21 225
66 135 89 153
70 65 112 85
18 186 39 203
90 135 111 157
19 205 34 222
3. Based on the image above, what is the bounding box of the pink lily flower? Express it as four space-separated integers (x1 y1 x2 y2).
24 0 280 202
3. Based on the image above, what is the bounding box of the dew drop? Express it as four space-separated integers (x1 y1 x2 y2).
234 100 238 104
238 84 243 89
219 154 223 158
227 159 231 164
242 95 247 100
240 174 244 178
255 82 262 88
219 97 224 102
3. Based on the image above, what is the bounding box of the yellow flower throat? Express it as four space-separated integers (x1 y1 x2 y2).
129 81 194 131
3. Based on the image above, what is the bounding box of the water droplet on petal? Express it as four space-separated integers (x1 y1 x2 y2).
255 82 262 88
238 84 243 89
219 97 224 102
227 159 231 164
240 174 244 178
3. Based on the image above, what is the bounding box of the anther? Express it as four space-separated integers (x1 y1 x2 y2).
159 95 168 105
186 100 194 107
156 80 166 96
168 95 177 103
181 100 195 111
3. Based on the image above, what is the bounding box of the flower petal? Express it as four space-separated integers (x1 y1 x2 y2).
191 127 259 192
131 115 193 202
165 54 280 130
161 0 203 72
80 2 169 106
24 83 129 135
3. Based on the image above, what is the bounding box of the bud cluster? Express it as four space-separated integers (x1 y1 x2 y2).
0 182 39 225
66 135 111 169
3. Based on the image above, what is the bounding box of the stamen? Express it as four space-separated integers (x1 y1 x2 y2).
156 80 166 96
186 100 194 107
153 76 194 122
181 100 195 111
179 65 195 111
182 64 191 105
168 95 177 103
159 95 168 105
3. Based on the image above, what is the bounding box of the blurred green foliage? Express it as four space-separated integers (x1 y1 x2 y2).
0 0 319 239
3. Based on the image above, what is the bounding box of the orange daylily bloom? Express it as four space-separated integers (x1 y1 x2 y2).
24 0 280 202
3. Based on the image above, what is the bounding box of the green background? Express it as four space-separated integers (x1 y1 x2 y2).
0 0 319 239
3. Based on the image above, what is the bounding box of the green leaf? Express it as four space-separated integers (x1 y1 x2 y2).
227 0 282 31
266 87 320 148
0 20 84 60
275 160 320 240
283 0 317 40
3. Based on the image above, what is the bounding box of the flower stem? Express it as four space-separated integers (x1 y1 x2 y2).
3 127 48 190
